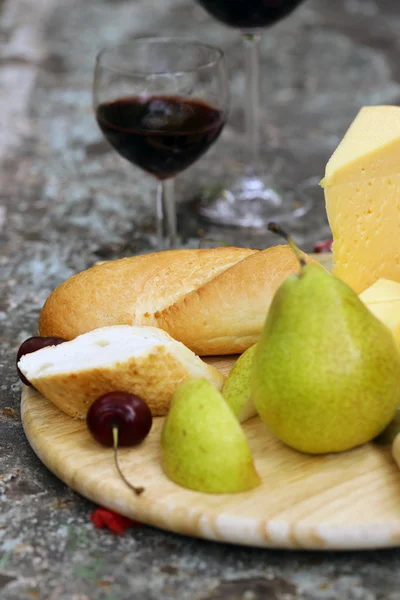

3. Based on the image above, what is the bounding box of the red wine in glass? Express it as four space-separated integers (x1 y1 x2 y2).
96 95 225 180
93 39 229 249
196 0 305 30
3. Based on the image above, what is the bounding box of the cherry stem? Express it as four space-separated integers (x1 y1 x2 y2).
268 222 306 268
113 427 144 496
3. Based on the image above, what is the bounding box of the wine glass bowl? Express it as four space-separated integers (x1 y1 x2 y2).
93 38 229 248
197 177 311 228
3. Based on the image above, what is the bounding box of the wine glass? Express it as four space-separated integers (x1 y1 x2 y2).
93 38 229 248
193 0 310 228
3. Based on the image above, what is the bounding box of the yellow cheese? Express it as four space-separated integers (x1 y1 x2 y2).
359 278 400 347
359 278 400 304
322 106 400 293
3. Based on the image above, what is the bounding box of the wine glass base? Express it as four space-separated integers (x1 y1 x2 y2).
196 175 313 228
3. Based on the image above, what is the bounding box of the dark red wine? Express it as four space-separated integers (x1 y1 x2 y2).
96 96 225 180
197 0 305 30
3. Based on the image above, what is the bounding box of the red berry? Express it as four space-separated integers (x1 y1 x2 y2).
16 336 66 386
313 239 332 254
86 392 152 447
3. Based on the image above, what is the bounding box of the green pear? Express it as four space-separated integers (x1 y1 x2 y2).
161 379 261 493
222 344 258 422
252 223 400 455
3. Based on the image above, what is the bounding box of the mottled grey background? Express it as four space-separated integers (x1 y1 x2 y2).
2 0 400 598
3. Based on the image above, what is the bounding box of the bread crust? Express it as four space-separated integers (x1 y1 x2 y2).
29 346 223 419
20 326 226 418
39 247 256 342
38 245 313 355
156 246 313 355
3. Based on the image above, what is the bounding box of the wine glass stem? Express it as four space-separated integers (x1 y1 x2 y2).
156 178 177 249
243 32 261 176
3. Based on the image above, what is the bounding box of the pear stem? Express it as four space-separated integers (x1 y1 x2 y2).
113 427 144 496
268 222 307 268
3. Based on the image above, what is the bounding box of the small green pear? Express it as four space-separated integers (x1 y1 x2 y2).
252 223 400 455
222 344 258 422
161 379 261 493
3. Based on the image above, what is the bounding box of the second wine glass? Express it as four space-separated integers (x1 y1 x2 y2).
93 38 229 249
194 0 310 228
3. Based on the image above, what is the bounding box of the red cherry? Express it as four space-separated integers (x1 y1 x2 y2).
16 336 66 386
87 392 152 496
86 392 152 447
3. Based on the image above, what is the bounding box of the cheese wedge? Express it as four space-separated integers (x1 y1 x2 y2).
322 106 400 293
360 278 400 347
360 278 400 304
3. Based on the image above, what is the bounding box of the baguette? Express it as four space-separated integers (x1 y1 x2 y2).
38 246 315 355
18 325 225 418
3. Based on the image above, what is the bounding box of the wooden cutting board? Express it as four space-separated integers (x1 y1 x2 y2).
21 386 400 550
21 251 400 550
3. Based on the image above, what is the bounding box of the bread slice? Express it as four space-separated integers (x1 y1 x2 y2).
18 325 226 419
38 247 256 342
156 246 315 355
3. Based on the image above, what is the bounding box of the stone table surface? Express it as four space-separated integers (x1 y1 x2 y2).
2 0 400 598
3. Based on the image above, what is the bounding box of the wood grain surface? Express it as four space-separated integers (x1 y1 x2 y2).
23 251 400 551
21 383 400 550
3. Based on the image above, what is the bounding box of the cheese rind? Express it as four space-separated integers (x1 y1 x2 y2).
323 106 400 293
